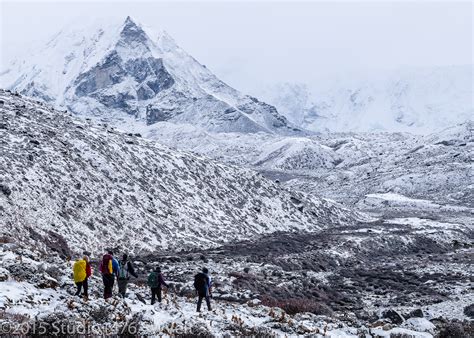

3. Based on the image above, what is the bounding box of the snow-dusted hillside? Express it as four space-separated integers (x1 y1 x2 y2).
134 119 473 219
0 17 298 135
0 89 362 256
131 122 340 171
287 124 474 217
255 66 473 134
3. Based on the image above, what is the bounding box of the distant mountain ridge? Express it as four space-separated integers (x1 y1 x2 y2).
255 65 473 134
1 17 299 135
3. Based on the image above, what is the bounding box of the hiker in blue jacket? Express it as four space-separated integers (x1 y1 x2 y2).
117 254 138 297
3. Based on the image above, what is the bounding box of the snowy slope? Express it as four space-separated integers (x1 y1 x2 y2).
121 121 341 172
288 123 474 214
0 17 298 135
255 66 473 134
252 137 338 171
0 89 363 256
136 119 473 215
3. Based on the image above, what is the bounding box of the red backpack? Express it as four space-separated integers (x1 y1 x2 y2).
100 254 113 275
86 262 92 278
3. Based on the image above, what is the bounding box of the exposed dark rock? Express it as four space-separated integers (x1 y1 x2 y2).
382 309 404 324
36 276 59 289
0 268 9 281
464 304 474 319
407 308 424 318
146 105 177 124
75 51 125 97
435 320 474 338
42 231 72 258
435 140 456 146
290 196 302 204
0 184 12 197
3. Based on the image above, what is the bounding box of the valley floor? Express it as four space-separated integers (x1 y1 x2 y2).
1 213 472 337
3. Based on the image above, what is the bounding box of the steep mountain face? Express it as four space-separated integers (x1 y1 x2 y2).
1 17 298 134
0 89 362 256
255 66 473 134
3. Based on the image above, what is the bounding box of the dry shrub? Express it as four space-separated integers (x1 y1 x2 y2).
0 310 29 322
436 320 474 338
0 235 13 244
261 296 333 316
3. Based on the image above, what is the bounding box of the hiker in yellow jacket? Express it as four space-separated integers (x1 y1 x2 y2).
73 256 90 299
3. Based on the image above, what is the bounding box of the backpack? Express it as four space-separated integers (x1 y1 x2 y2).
100 254 113 275
86 262 92 278
147 272 159 288
118 260 128 279
194 273 207 291
73 259 87 283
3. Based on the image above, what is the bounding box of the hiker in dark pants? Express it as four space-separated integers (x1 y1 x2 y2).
99 250 120 299
147 267 168 304
73 256 90 299
194 267 212 312
117 254 138 297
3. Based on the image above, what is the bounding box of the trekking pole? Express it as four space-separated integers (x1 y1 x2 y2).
163 286 168 304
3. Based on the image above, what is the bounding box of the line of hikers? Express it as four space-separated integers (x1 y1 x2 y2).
72 251 212 312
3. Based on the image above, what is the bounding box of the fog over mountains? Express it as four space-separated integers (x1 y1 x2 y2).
254 65 473 134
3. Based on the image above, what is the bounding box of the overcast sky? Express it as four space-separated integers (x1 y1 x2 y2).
1 0 472 92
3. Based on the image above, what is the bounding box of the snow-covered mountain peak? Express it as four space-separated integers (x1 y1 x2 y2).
2 17 298 135
155 30 180 52
118 16 151 47
113 17 158 62
123 15 138 28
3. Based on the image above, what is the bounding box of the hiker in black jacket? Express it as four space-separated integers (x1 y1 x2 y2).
194 267 212 312
117 254 138 297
